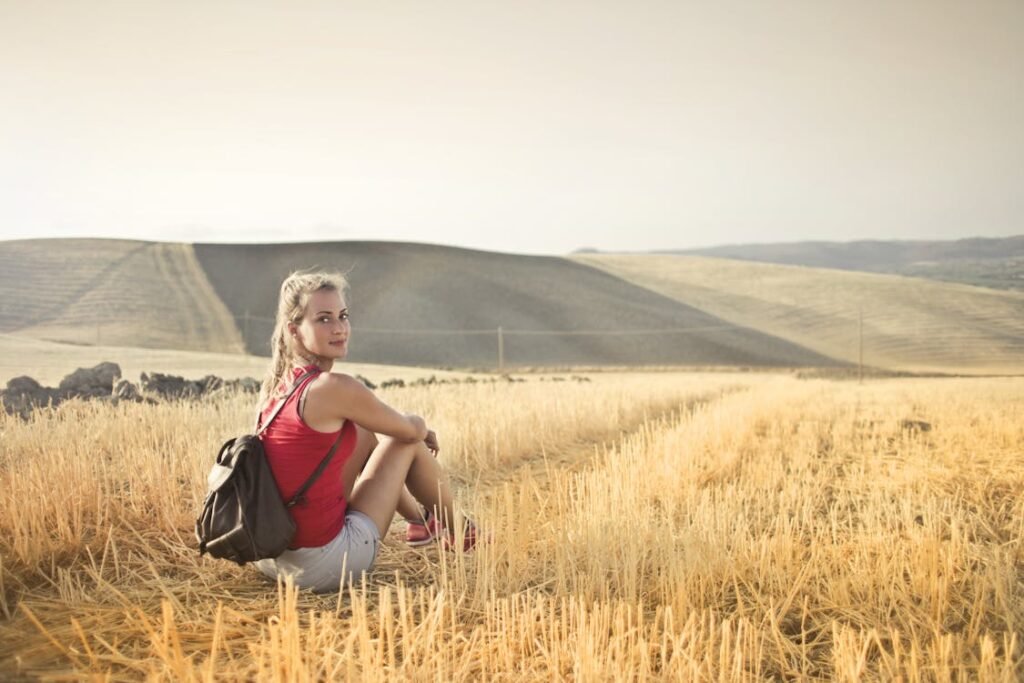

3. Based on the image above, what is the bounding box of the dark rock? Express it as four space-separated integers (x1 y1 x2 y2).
1 376 61 418
3 368 261 416
6 376 45 394
354 374 377 390
58 362 122 399
139 372 205 400
204 375 261 396
230 377 261 394
112 378 145 403
899 419 932 433
380 378 405 389
200 375 225 393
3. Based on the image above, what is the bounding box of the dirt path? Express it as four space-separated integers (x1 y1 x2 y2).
148 243 246 353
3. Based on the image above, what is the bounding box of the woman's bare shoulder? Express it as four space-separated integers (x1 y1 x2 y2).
311 371 372 400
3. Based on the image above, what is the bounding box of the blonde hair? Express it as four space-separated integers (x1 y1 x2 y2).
260 270 349 404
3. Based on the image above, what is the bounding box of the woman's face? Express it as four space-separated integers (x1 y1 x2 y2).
290 289 350 362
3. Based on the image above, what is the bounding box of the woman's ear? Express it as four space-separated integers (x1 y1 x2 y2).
287 322 298 338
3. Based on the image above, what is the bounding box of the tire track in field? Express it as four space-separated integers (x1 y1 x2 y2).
371 384 743 586
382 384 740 543
476 386 740 493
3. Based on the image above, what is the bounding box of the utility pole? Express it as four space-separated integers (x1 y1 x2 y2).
858 306 864 384
497 326 504 372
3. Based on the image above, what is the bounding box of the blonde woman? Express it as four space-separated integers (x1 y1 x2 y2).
255 271 475 592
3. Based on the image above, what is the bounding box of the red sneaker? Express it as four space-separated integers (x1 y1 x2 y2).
405 514 443 547
443 520 482 552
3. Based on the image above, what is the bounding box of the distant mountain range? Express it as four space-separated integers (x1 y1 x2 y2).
658 235 1024 291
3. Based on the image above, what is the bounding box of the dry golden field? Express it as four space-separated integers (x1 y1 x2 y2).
0 372 1022 680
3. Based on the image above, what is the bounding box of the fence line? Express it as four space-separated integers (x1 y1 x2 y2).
6 307 1021 377
335 325 751 336
231 311 1024 373
233 310 1024 334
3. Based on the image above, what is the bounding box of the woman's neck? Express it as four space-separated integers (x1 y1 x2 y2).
296 355 333 373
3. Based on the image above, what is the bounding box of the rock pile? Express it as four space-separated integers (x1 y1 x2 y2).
1 362 260 419
1 376 62 418
375 374 530 390
139 372 260 400
2 363 567 418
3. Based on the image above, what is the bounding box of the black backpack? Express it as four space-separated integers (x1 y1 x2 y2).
195 370 345 565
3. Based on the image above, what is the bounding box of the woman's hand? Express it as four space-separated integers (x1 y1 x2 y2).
424 430 440 456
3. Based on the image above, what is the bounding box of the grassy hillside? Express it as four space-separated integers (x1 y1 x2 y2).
574 253 1024 374
193 241 836 368
898 257 1024 291
668 235 1024 291
0 239 244 352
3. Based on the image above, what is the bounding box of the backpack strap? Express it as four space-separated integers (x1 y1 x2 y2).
256 370 318 434
285 428 347 508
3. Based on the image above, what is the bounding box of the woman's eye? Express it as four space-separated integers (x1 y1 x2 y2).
340 312 350 320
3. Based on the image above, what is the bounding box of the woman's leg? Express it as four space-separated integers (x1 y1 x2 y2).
348 436 455 537
343 425 424 522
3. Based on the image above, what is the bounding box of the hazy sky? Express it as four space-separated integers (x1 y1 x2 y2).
1 1 1021 255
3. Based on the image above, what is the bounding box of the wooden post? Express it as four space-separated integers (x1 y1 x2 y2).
497 326 504 372
858 306 864 384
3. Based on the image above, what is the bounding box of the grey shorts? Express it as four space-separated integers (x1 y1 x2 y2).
256 509 381 593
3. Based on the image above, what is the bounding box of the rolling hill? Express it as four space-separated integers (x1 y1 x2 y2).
193 241 835 368
667 235 1024 291
0 239 244 353
0 238 835 369
12 237 1020 373
573 253 1024 374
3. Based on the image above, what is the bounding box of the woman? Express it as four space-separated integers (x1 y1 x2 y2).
254 271 474 592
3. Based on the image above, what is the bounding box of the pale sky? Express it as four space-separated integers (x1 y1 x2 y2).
1 1 1021 255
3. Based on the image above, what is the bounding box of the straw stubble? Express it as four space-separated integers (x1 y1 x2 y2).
0 373 1021 680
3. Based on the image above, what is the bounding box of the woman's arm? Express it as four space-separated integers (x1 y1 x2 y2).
317 373 428 443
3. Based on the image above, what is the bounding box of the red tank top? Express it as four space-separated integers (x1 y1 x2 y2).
259 365 358 548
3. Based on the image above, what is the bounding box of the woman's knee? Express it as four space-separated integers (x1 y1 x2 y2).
376 435 419 452
366 436 421 471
